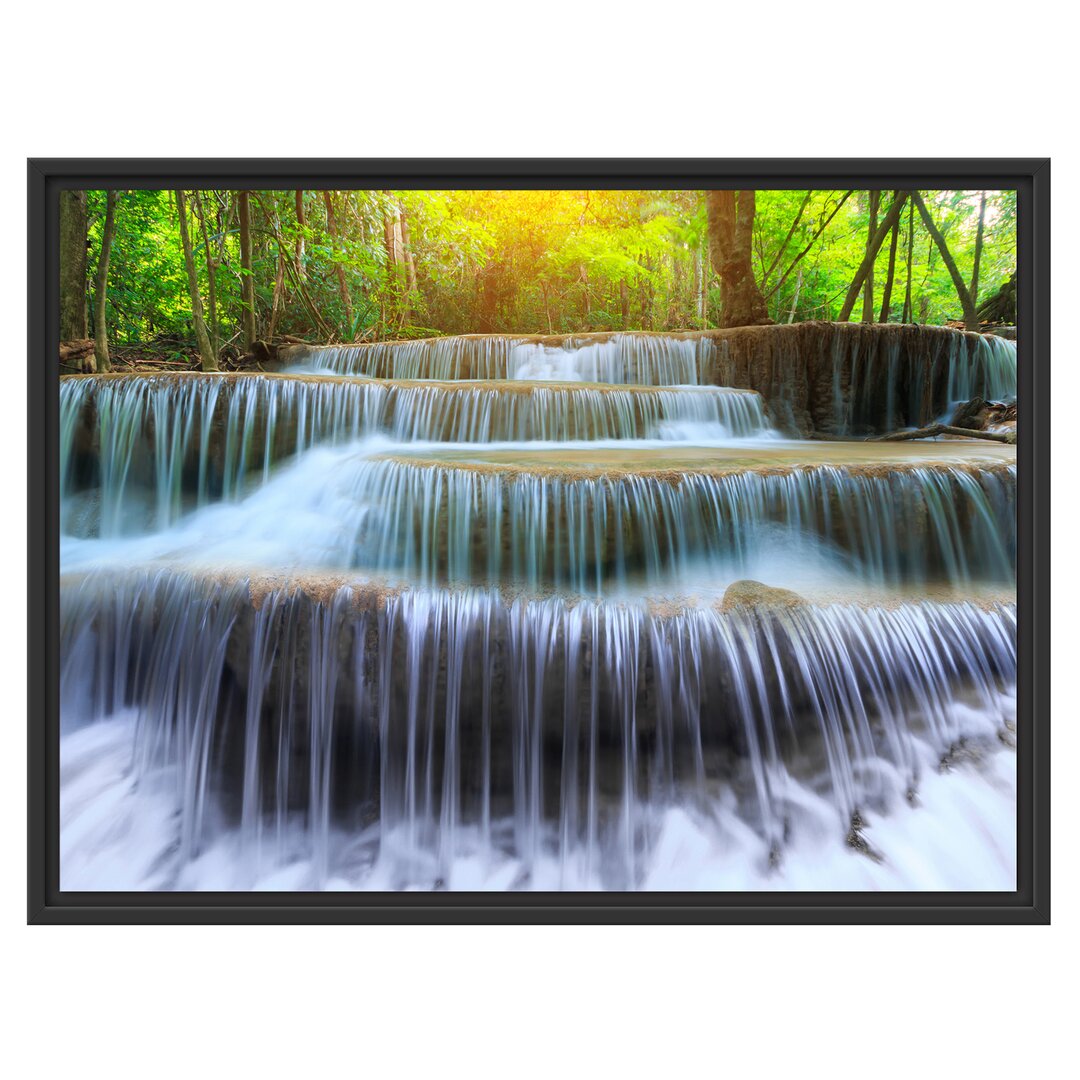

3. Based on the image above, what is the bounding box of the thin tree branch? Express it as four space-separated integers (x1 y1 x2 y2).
764 190 853 301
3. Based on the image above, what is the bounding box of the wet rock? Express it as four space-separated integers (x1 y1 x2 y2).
949 396 990 429
721 579 807 613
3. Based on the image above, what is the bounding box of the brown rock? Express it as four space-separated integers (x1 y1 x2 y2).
721 579 807 613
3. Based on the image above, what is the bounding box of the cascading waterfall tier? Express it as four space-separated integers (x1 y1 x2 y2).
287 333 710 385
61 373 772 535
60 568 1016 890
318 445 1016 590
280 323 1017 436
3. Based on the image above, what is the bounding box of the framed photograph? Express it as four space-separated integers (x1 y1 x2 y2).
28 159 1049 923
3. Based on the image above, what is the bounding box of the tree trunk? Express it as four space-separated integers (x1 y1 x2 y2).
861 190 880 322
697 231 709 327
902 198 915 323
238 191 258 348
295 190 306 277
976 272 1016 325
268 244 286 340
400 208 418 296
382 193 406 332
639 254 653 330
323 191 354 335
175 190 218 371
705 190 771 328
879 207 900 323
970 191 987 310
399 208 418 327
620 279 630 329
193 192 219 358
670 251 684 328
787 267 803 323
837 193 909 321
911 192 979 330
59 190 88 341
92 191 118 373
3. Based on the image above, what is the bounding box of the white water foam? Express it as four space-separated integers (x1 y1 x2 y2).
60 691 1015 892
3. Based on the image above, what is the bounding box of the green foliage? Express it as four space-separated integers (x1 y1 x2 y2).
81 188 1017 348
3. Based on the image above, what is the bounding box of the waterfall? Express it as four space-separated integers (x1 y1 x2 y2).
299 337 515 381
506 336 708 384
61 374 775 534
330 454 1015 590
59 323 1019 892
298 333 713 385
836 332 1017 435
60 569 1016 890
293 328 1017 434
947 333 1017 405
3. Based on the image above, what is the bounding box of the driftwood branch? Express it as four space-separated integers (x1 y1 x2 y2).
875 423 1015 444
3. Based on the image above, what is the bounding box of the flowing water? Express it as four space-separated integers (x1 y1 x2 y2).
296 333 711 384
296 328 1017 433
61 374 775 534
58 328 1018 891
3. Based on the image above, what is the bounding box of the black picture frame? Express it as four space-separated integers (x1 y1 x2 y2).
28 158 1051 924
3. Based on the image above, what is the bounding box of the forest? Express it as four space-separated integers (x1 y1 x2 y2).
58 188 1017 372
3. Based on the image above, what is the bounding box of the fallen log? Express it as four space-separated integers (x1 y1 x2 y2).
875 423 1016 444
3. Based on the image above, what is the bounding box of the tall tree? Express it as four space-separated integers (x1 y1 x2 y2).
902 198 915 323
323 191 354 335
192 192 220 358
175 190 218 371
837 193 910 321
92 191 118 373
295 190 306 277
787 267 803 323
970 191 987 311
879 200 901 323
382 193 406 330
706 190 771 327
59 190 88 341
861 190 880 322
238 190 258 348
911 192 979 330
397 206 412 298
